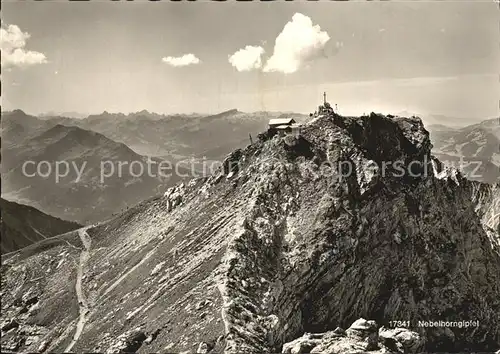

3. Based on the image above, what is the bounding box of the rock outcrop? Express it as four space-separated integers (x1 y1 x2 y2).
1 112 499 353
282 318 424 354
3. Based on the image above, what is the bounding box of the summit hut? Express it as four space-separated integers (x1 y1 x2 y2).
268 118 301 137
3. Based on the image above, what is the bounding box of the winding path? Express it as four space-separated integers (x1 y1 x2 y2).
64 227 92 353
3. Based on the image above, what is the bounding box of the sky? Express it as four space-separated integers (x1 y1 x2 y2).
2 1 499 120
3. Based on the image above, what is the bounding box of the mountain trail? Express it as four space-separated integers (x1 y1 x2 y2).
64 226 92 353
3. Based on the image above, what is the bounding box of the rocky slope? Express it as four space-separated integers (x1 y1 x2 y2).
0 198 81 254
1 112 499 353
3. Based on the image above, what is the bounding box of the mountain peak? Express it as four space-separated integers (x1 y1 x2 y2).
135 109 151 115
271 111 433 168
216 108 240 116
11 109 27 116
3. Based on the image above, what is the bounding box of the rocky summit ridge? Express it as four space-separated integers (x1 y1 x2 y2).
1 112 499 353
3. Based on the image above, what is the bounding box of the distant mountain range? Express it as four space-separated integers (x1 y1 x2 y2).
0 198 81 254
39 109 309 158
427 118 499 184
2 111 188 224
396 111 482 128
38 110 206 121
39 111 89 119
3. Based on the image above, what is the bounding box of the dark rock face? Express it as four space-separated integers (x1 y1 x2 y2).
1 112 499 353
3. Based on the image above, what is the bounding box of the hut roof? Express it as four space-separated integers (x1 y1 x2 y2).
269 118 296 126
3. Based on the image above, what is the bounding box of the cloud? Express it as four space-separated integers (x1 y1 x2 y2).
1 24 47 68
263 13 330 74
228 45 265 72
161 53 201 67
